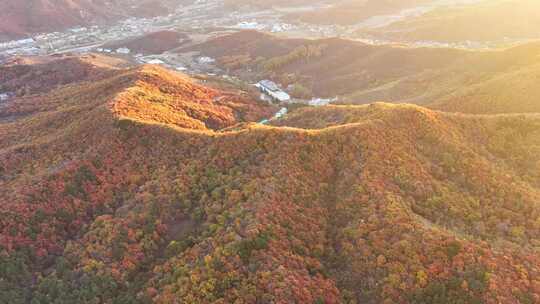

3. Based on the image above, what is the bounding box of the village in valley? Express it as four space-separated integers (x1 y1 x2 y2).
0 0 533 119
0 0 344 120
0 0 327 60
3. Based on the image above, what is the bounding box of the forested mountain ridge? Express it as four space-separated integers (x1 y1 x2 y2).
1 60 540 303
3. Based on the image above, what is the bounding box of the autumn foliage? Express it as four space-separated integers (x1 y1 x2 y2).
1 60 540 303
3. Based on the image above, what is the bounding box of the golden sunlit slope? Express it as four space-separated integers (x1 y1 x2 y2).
1 58 540 304
111 65 275 130
358 0 540 43
0 63 274 148
430 61 540 114
187 31 540 114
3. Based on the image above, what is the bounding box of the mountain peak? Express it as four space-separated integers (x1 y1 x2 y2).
109 64 274 130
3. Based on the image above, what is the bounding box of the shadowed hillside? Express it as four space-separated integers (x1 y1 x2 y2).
102 30 191 55
1 59 540 303
0 54 130 96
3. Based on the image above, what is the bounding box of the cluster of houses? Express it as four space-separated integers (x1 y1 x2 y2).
0 37 42 57
0 38 35 49
0 12 178 58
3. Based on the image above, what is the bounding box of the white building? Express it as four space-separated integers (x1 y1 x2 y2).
116 47 131 54
70 27 87 33
256 80 291 103
197 56 215 64
146 59 165 65
308 97 337 106
271 23 294 33
0 93 12 102
234 21 265 31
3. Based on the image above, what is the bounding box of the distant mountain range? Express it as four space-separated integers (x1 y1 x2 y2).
355 0 540 43
284 0 432 25
1 55 540 303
